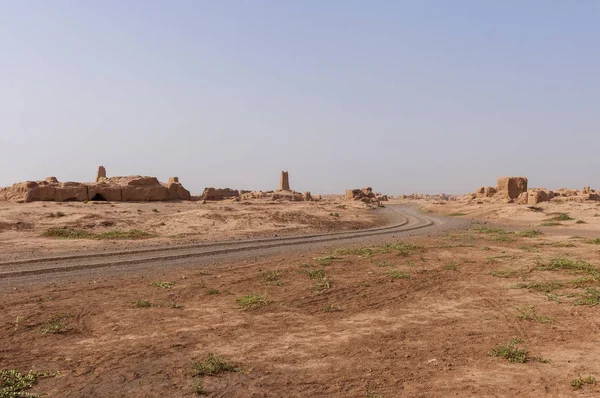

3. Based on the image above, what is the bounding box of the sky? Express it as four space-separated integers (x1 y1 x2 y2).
1 1 598 195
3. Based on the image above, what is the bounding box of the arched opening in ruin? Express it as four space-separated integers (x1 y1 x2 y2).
91 193 107 201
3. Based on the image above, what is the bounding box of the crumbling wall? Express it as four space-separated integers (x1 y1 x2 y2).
497 177 528 200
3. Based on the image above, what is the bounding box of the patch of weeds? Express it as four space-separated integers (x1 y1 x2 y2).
43 227 154 240
323 304 343 312
376 261 393 267
336 205 347 209
192 353 239 376
494 234 515 243
588 238 600 245
314 277 332 291
513 281 563 293
540 221 562 226
528 206 544 212
335 247 376 257
314 255 341 265
170 303 183 309
192 377 205 395
388 269 411 280
303 268 325 279
330 212 340 217
481 245 490 251
133 299 153 308
546 212 574 221
490 269 518 278
39 313 73 334
336 242 424 258
473 227 513 235
570 276 598 288
576 220 586 224
490 338 528 363
152 208 159 213
261 269 284 285
236 294 268 311
518 230 543 238
0 369 58 397
47 211 66 218
550 241 576 248
448 212 467 217
546 294 560 303
571 375 596 390
151 281 174 289
515 305 554 323
207 289 220 295
442 263 458 271
574 288 600 306
536 257 599 276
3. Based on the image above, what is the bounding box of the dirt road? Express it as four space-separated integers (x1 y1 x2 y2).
0 205 468 285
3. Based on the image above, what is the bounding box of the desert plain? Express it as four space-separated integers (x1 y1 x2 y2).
1 175 600 397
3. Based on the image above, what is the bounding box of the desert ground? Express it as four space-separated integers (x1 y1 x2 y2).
0 197 384 262
1 197 600 397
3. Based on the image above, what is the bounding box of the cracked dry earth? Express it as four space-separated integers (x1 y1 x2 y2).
2 226 600 397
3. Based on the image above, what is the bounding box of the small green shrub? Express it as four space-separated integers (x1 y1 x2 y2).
546 212 573 221
388 270 411 280
39 313 73 335
513 281 563 293
192 353 239 376
575 288 600 306
323 305 343 312
133 299 153 308
0 369 58 397
442 263 458 271
518 230 543 238
490 269 518 278
490 338 528 363
571 375 596 390
236 294 268 310
515 305 554 323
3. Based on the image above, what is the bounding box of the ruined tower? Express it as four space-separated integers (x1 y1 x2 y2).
96 166 107 182
279 171 290 191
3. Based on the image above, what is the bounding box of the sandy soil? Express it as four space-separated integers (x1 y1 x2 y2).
396 198 600 236
0 198 383 261
2 221 600 397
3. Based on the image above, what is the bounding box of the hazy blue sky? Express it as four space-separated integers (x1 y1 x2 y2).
1 1 598 195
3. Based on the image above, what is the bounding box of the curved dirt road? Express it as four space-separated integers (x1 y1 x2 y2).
0 205 468 284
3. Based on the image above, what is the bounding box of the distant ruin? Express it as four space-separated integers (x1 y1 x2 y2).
0 166 191 203
345 187 388 204
201 171 313 202
279 171 290 191
473 176 599 205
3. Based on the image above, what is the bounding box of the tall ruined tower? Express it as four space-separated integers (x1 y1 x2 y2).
96 166 106 182
279 171 290 191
